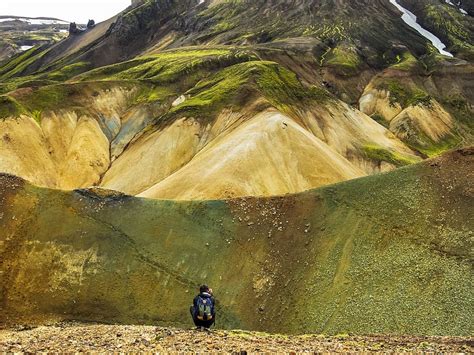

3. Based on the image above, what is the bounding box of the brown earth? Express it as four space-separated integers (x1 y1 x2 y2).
0 323 472 353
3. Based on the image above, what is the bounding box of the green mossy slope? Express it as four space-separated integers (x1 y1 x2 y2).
1 148 472 335
6 48 329 126
0 95 26 119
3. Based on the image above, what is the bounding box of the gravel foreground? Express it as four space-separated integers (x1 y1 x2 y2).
0 323 472 353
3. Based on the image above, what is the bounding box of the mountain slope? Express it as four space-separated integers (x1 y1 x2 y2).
1 148 472 334
4 0 473 73
137 110 364 199
0 49 424 199
2 0 473 94
0 1 471 200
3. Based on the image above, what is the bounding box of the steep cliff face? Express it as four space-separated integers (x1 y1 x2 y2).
1 149 472 334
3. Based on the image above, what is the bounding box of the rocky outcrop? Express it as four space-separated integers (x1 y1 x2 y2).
359 60 473 156
68 22 84 35
87 20 96 29
131 0 146 6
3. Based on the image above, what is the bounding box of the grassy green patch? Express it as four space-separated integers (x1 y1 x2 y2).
132 85 173 105
46 62 91 81
16 84 72 113
383 80 432 108
0 95 26 119
390 52 419 71
0 72 61 95
77 49 256 84
211 21 236 34
402 130 462 158
30 110 42 124
371 113 389 128
419 137 462 157
362 145 417 167
168 63 252 117
169 60 330 119
0 45 49 80
325 45 362 76
0 50 89 94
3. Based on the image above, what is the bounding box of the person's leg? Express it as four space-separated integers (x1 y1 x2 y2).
190 306 201 328
195 320 206 330
202 319 214 329
209 314 215 328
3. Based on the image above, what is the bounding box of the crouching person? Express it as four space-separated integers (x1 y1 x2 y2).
190 285 215 331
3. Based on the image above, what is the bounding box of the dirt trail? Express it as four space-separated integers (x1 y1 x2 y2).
0 323 472 353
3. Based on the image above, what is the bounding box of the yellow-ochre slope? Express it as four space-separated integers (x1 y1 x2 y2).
0 0 472 200
0 50 425 199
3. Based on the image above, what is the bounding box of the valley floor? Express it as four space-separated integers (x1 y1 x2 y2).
0 323 472 353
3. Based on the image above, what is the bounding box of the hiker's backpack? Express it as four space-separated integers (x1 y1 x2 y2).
196 296 213 321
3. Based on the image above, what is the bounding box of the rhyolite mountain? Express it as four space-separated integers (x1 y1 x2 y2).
0 0 472 199
0 0 473 335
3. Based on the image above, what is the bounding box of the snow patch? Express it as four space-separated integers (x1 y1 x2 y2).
0 17 69 25
445 0 468 15
389 0 453 57
20 45 34 51
172 95 186 107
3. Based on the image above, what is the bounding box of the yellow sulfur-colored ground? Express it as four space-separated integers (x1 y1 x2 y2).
138 110 364 200
0 85 423 200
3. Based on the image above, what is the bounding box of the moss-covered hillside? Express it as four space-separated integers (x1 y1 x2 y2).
1 148 472 335
399 0 474 60
2 47 428 199
1 0 472 88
